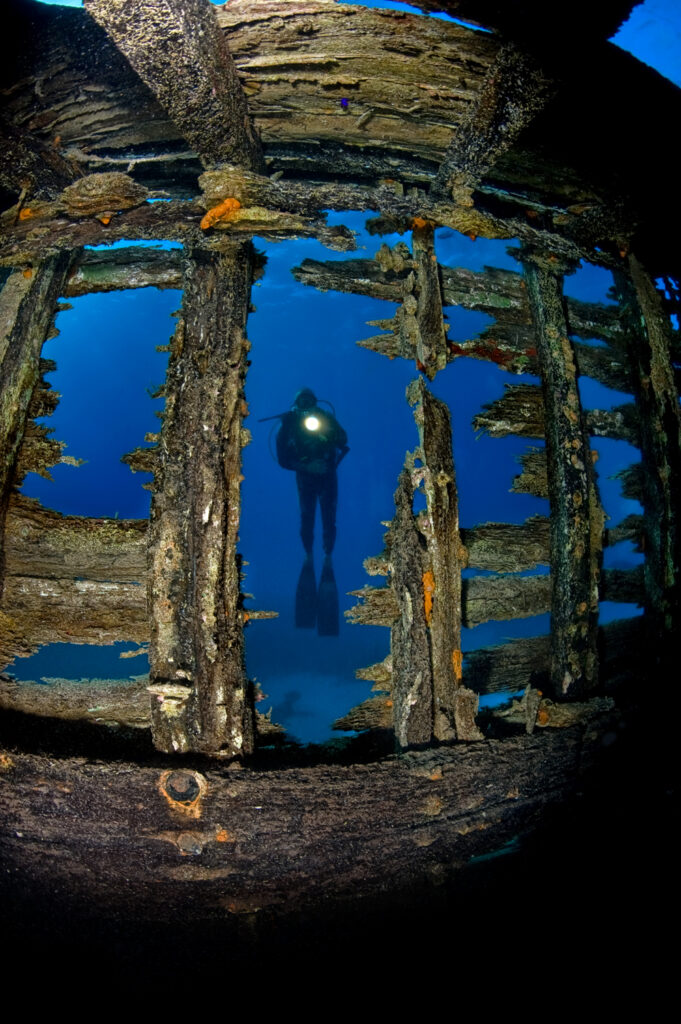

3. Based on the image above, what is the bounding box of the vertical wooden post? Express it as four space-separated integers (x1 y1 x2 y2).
521 251 603 700
411 224 449 380
148 243 254 756
0 255 73 585
390 378 481 748
390 467 434 747
408 377 481 741
613 257 681 669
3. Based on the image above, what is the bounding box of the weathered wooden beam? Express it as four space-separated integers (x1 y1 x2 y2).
66 248 183 297
511 447 548 498
462 573 551 628
572 341 632 394
333 694 394 734
612 258 681 661
464 634 551 695
219 0 497 168
389 470 434 747
3 495 147 584
0 575 148 668
0 115 76 202
0 197 355 267
460 516 550 572
521 252 603 700
408 378 480 739
0 703 623 925
435 44 553 205
474 382 639 444
147 244 254 757
345 585 399 627
474 384 545 438
0 255 73 579
600 566 645 606
354 230 449 378
83 0 262 170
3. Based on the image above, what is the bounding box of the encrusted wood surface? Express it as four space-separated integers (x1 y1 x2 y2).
523 255 602 699
436 43 552 205
408 379 480 739
3 494 147 583
614 259 681 656
0 196 355 267
65 248 183 297
0 710 618 920
0 256 73 571
389 470 433 747
0 576 148 666
512 447 548 498
474 382 639 444
147 244 254 756
84 0 262 171
218 0 498 171
461 517 549 572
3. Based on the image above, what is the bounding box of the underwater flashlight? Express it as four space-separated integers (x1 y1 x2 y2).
304 415 320 432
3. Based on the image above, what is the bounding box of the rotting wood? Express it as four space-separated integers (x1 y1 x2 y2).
345 584 399 628
435 43 553 207
613 258 681 666
388 469 434 746
3 494 147 584
473 383 545 438
333 693 394 734
600 566 645 606
462 573 551 628
354 229 449 378
408 377 480 740
84 0 262 171
0 254 74 582
65 248 183 297
464 634 551 695
511 447 548 498
572 340 632 394
412 225 449 378
218 0 498 168
147 244 255 757
0 576 148 668
474 381 639 444
0 197 355 267
0 113 77 201
460 516 550 572
0 707 621 921
521 251 603 700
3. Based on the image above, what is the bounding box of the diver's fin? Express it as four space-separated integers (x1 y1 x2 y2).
317 555 339 636
295 556 317 629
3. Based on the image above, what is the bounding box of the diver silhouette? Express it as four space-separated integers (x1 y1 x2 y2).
265 388 348 635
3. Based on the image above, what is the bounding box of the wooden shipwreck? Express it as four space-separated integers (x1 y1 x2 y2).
1 0 678 953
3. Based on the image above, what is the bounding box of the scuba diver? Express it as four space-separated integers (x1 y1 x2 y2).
261 388 348 635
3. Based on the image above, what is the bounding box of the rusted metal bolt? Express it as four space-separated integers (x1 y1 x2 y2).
165 770 201 804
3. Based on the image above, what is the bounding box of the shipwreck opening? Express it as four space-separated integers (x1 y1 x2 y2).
241 214 418 744
1 0 680 959
20 284 175 518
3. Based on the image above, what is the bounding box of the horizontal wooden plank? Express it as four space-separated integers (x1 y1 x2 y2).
3 495 147 584
66 248 183 296
600 566 645 605
463 633 550 694
462 573 551 628
474 383 640 444
461 516 549 572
